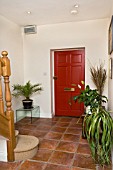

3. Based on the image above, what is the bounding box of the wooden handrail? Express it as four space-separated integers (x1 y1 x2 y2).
0 76 4 115
0 114 10 139
0 58 5 115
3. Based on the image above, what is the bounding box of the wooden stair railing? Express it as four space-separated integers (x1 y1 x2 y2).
0 51 16 161
0 114 10 139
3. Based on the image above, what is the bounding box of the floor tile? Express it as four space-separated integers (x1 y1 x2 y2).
49 151 74 166
56 141 78 152
52 117 61 121
39 139 58 150
19 160 46 170
28 130 48 138
59 117 72 122
45 163 70 170
17 117 32 124
73 154 96 169
71 167 92 170
37 118 52 122
66 128 82 135
31 118 42 124
36 125 52 131
70 118 80 123
20 124 37 130
45 132 63 140
3 116 108 170
77 143 91 155
62 134 80 142
0 161 21 170
32 149 53 162
55 122 70 127
18 128 31 135
69 123 82 128
29 118 41 124
79 136 88 144
42 121 57 126
51 126 67 133
76 118 83 124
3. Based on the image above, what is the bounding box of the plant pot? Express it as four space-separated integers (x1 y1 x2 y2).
86 106 92 114
96 164 100 170
22 99 33 109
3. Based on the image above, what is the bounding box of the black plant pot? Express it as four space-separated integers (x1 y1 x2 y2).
22 99 33 109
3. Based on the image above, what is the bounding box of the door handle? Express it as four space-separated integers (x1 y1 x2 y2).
53 76 57 80
64 88 75 91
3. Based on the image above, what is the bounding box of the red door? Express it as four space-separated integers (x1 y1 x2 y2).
54 49 85 116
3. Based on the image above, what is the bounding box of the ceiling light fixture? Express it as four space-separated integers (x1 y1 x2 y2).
26 11 32 15
74 4 79 8
71 9 78 15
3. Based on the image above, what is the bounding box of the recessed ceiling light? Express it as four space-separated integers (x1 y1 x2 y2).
74 4 79 8
26 11 32 14
71 9 78 14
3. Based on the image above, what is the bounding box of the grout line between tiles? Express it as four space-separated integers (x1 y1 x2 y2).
15 160 25 170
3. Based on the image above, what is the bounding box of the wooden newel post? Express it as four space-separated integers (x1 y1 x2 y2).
0 76 4 115
1 51 16 161
1 51 12 113
0 58 5 115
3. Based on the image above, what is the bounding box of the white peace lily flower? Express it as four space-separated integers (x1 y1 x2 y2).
78 84 81 89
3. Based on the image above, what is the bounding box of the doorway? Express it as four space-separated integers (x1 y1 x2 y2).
51 48 85 117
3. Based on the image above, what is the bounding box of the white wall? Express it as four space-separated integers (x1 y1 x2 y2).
23 18 109 118
0 15 24 119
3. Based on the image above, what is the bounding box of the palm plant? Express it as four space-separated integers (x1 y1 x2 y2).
90 63 107 96
12 81 42 99
12 81 42 109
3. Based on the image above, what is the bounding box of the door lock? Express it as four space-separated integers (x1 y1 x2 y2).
53 76 57 80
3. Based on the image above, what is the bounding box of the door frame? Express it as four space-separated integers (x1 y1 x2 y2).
50 47 85 117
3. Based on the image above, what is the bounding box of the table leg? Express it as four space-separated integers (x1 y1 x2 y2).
31 110 32 123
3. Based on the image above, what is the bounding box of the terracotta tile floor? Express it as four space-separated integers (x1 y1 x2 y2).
0 116 112 170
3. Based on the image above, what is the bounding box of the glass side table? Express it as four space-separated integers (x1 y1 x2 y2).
16 105 40 123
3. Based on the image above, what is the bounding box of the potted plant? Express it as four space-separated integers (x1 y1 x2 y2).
83 106 113 166
90 63 107 96
12 81 42 109
69 81 107 113
73 84 108 112
73 82 113 167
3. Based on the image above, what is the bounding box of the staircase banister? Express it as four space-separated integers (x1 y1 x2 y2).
1 51 16 161
0 113 10 139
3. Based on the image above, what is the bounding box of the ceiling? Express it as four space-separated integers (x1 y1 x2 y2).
0 0 112 26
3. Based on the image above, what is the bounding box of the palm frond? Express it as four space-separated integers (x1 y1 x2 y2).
12 81 42 99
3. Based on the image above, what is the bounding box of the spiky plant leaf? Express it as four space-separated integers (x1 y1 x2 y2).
12 81 42 99
90 63 107 96
84 107 113 165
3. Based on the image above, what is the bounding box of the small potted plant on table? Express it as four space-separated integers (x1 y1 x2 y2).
12 81 42 109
